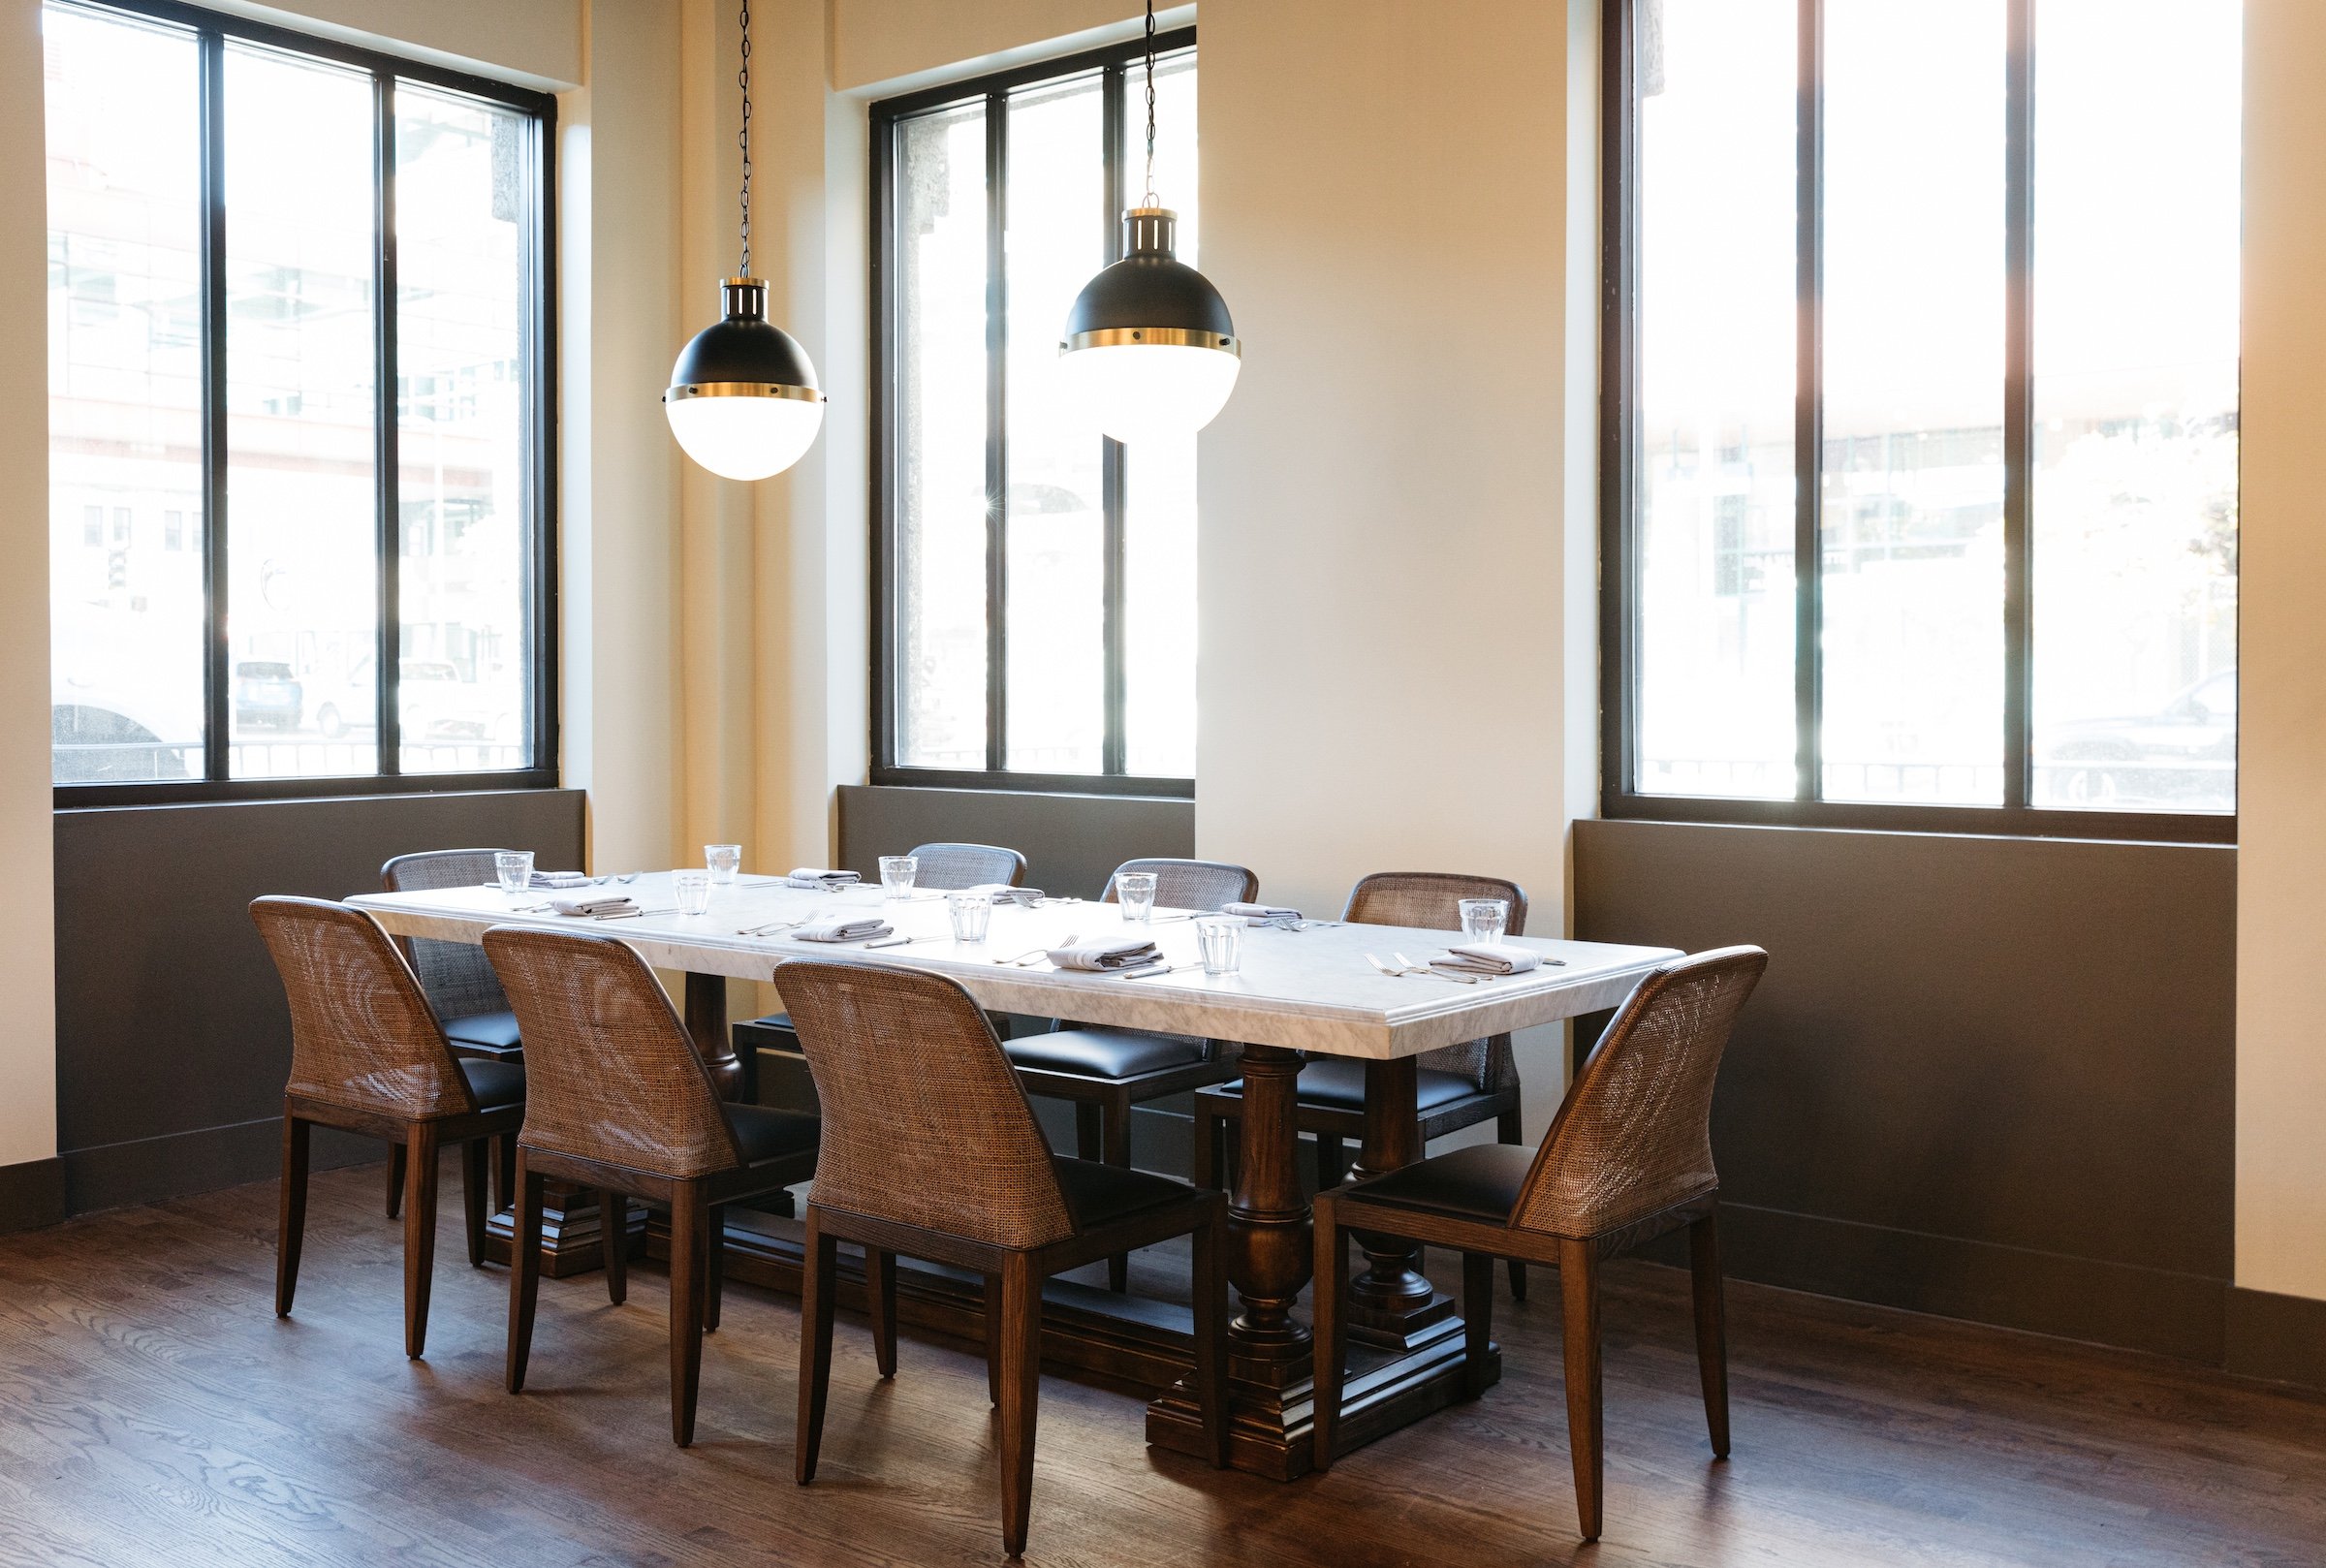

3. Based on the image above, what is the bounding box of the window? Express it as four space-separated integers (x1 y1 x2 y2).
872 30 1199 796
45 0 554 800
1602 0 2240 840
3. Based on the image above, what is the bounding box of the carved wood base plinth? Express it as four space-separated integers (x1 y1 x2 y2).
483 1178 633 1277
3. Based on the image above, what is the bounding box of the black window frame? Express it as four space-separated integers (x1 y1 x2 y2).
1598 0 2237 846
48 0 559 808
868 27 1199 800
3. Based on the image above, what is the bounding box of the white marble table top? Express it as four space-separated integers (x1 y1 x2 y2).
347 874 1681 1061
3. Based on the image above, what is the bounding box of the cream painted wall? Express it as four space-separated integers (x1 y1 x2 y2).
1195 0 1599 1135
2233 0 2326 1302
199 0 582 87
832 0 1187 95
0 0 57 1169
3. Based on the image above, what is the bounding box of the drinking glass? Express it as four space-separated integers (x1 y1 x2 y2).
947 891 992 944
1458 897 1509 946
880 855 919 900
705 843 742 885
1116 870 1158 924
1196 915 1242 976
494 849 534 897
673 869 713 917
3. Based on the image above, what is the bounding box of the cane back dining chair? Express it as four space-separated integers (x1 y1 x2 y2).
250 895 527 1360
1191 872 1533 1293
777 959 1228 1557
485 925 821 1447
380 849 529 1218
1004 857 1258 1291
731 840 1027 1069
1312 946 1769 1544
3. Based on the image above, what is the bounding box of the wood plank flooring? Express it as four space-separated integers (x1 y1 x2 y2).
2 1157 2324 1566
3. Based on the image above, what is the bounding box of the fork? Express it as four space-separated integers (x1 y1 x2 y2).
996 931 1076 965
1395 951 1480 984
739 918 805 937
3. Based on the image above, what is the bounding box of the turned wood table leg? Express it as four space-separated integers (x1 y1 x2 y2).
1344 1056 1455 1345
683 972 746 1103
1226 1044 1313 1353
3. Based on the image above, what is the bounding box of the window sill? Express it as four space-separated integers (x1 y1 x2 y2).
870 768 1193 802
54 768 562 811
1601 791 2235 847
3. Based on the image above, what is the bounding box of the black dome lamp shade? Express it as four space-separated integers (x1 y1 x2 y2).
664 2 826 481
1056 2 1241 444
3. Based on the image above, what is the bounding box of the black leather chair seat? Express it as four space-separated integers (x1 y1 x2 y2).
1053 1155 1192 1230
444 1009 523 1053
1214 1059 1482 1115
1005 1027 1208 1081
726 1104 822 1166
1343 1143 1535 1224
458 1057 526 1112
735 1012 800 1051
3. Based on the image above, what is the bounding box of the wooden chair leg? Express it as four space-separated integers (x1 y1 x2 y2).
387 1141 406 1219
401 1122 441 1360
1189 1099 1218 1189
1498 1108 1527 1301
601 1191 628 1306
796 1211 838 1483
461 1138 489 1269
1690 1209 1731 1458
275 1113 310 1317
1311 1194 1346 1471
703 1204 725 1333
868 1248 898 1378
493 1133 516 1213
1461 1250 1494 1399
507 1153 544 1394
1192 1203 1229 1467
1103 1093 1133 1292
669 1181 707 1447
1558 1236 1604 1542
983 1275 1002 1406
996 1252 1043 1556
1074 1100 1101 1161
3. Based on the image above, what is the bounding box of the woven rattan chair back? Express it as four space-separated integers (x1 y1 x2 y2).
250 895 477 1118
1510 946 1767 1239
381 850 513 1022
777 960 1076 1249
1344 871 1530 1087
1103 858 1259 912
905 842 1028 892
483 925 744 1179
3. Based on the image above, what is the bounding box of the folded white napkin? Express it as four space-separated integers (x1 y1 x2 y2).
529 869 594 890
1223 901 1303 925
785 868 862 890
960 882 1046 907
549 894 638 919
1430 941 1542 976
793 916 892 942
1049 935 1164 971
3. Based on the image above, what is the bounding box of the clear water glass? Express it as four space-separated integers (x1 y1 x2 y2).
947 891 992 944
495 850 534 897
673 869 713 917
1116 870 1158 923
1458 897 1509 946
705 843 742 885
1196 915 1242 976
880 855 919 899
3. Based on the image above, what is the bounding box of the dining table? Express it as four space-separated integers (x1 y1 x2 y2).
349 871 1681 1479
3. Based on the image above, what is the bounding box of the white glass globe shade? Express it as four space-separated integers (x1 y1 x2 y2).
1056 342 1241 444
665 393 825 481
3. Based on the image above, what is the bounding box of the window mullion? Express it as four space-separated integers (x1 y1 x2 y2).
374 71 402 775
1793 0 1825 803
2001 0 2036 810
984 93 1008 774
1100 63 1127 776
198 28 230 784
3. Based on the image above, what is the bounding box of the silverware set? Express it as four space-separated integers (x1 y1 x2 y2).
1366 952 1480 984
994 932 1075 965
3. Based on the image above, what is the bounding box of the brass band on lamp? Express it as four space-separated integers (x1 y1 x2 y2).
663 382 829 404
1058 328 1239 355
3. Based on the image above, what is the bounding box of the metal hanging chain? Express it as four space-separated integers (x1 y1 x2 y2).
1142 0 1158 206
738 0 753 276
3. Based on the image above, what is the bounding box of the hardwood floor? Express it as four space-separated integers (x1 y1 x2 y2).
3 1158 2324 1567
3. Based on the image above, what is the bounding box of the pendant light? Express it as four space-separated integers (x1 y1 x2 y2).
664 2 826 481
1056 1 1241 445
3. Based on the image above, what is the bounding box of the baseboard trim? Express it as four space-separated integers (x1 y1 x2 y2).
2225 1287 2326 1391
61 1117 379 1220
0 1157 67 1234
1637 1200 2228 1364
